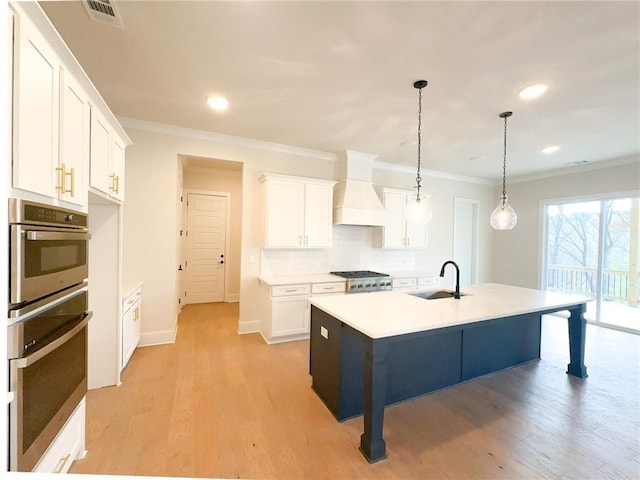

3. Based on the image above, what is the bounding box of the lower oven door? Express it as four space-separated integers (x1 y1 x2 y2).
9 313 91 472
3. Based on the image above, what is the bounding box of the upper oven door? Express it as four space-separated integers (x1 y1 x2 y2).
10 225 90 305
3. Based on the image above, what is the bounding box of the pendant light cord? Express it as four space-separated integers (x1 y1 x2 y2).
502 114 507 200
416 86 423 200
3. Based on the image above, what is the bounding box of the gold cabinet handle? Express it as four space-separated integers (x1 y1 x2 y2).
53 453 71 474
56 164 74 196
66 167 75 197
109 173 119 194
56 164 66 193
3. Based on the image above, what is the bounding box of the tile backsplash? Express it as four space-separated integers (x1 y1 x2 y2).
260 225 416 276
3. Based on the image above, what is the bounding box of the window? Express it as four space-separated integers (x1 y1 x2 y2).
542 196 639 333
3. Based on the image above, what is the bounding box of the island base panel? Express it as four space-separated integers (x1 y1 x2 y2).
461 313 542 380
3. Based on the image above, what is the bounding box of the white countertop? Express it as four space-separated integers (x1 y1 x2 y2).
259 273 345 286
308 283 592 339
259 271 439 286
387 270 438 278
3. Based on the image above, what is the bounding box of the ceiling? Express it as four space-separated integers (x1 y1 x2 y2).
39 1 639 181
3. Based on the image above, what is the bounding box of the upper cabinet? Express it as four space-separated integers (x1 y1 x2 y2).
90 109 126 202
260 173 336 248
59 70 90 206
10 2 130 207
12 12 63 201
374 188 428 249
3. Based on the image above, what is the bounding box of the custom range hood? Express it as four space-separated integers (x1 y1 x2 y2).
333 150 385 226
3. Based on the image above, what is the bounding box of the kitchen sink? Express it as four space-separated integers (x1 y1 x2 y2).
410 290 466 300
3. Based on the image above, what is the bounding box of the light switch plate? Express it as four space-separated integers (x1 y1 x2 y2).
320 326 328 339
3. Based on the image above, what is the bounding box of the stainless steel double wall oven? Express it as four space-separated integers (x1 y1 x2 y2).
8 198 92 472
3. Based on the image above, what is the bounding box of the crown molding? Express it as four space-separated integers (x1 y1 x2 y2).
117 116 338 162
509 154 640 185
372 161 495 186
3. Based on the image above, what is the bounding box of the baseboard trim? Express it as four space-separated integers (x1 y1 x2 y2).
139 326 177 347
225 293 240 303
238 320 259 335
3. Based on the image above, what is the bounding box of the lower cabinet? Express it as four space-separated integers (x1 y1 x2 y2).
260 281 345 344
272 294 310 337
33 397 86 474
122 284 142 370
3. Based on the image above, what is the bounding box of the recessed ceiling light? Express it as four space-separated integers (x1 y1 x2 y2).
206 95 229 112
541 145 560 154
518 83 548 100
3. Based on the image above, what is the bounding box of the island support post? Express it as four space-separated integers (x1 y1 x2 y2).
359 337 389 463
566 303 588 378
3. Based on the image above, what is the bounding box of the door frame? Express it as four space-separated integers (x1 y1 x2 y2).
540 189 639 333
453 197 479 285
181 189 232 304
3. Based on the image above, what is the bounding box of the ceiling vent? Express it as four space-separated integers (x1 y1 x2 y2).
83 0 124 29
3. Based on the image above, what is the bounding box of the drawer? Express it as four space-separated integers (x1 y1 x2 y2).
123 284 143 312
33 398 86 473
392 277 417 289
271 284 311 297
311 282 346 294
418 276 439 287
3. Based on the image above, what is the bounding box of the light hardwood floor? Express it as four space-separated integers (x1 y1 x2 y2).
70 302 640 479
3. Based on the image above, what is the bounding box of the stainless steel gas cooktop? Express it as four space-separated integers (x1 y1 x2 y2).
330 271 392 293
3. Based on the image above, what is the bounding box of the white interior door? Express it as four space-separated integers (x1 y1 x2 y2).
185 193 227 304
453 198 479 286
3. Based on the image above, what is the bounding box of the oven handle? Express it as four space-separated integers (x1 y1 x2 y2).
26 231 91 241
14 312 93 369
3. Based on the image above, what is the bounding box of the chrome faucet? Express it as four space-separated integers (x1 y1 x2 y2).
439 260 461 299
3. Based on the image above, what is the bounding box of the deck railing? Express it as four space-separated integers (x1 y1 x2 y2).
546 265 639 305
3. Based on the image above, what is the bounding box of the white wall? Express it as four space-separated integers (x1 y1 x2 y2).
121 123 336 341
121 121 498 339
492 158 640 288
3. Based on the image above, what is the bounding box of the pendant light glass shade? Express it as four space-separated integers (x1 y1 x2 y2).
490 195 517 229
407 194 433 224
490 111 517 230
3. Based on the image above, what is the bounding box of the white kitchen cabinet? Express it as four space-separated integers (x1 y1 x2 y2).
392 274 439 291
261 283 311 343
392 277 418 291
260 280 346 344
272 294 310 337
90 108 126 202
260 173 335 248
11 4 122 208
59 69 90 206
12 11 60 200
121 284 142 370
32 398 86 474
375 188 428 249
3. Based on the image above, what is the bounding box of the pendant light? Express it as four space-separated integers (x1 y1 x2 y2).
406 80 433 224
490 111 517 230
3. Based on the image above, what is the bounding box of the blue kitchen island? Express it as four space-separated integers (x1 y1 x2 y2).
308 283 591 463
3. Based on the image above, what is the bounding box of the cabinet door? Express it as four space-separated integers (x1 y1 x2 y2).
110 137 125 201
89 109 112 196
265 179 303 247
59 70 89 206
382 190 407 248
13 14 59 198
272 296 309 336
121 303 139 369
304 182 333 247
